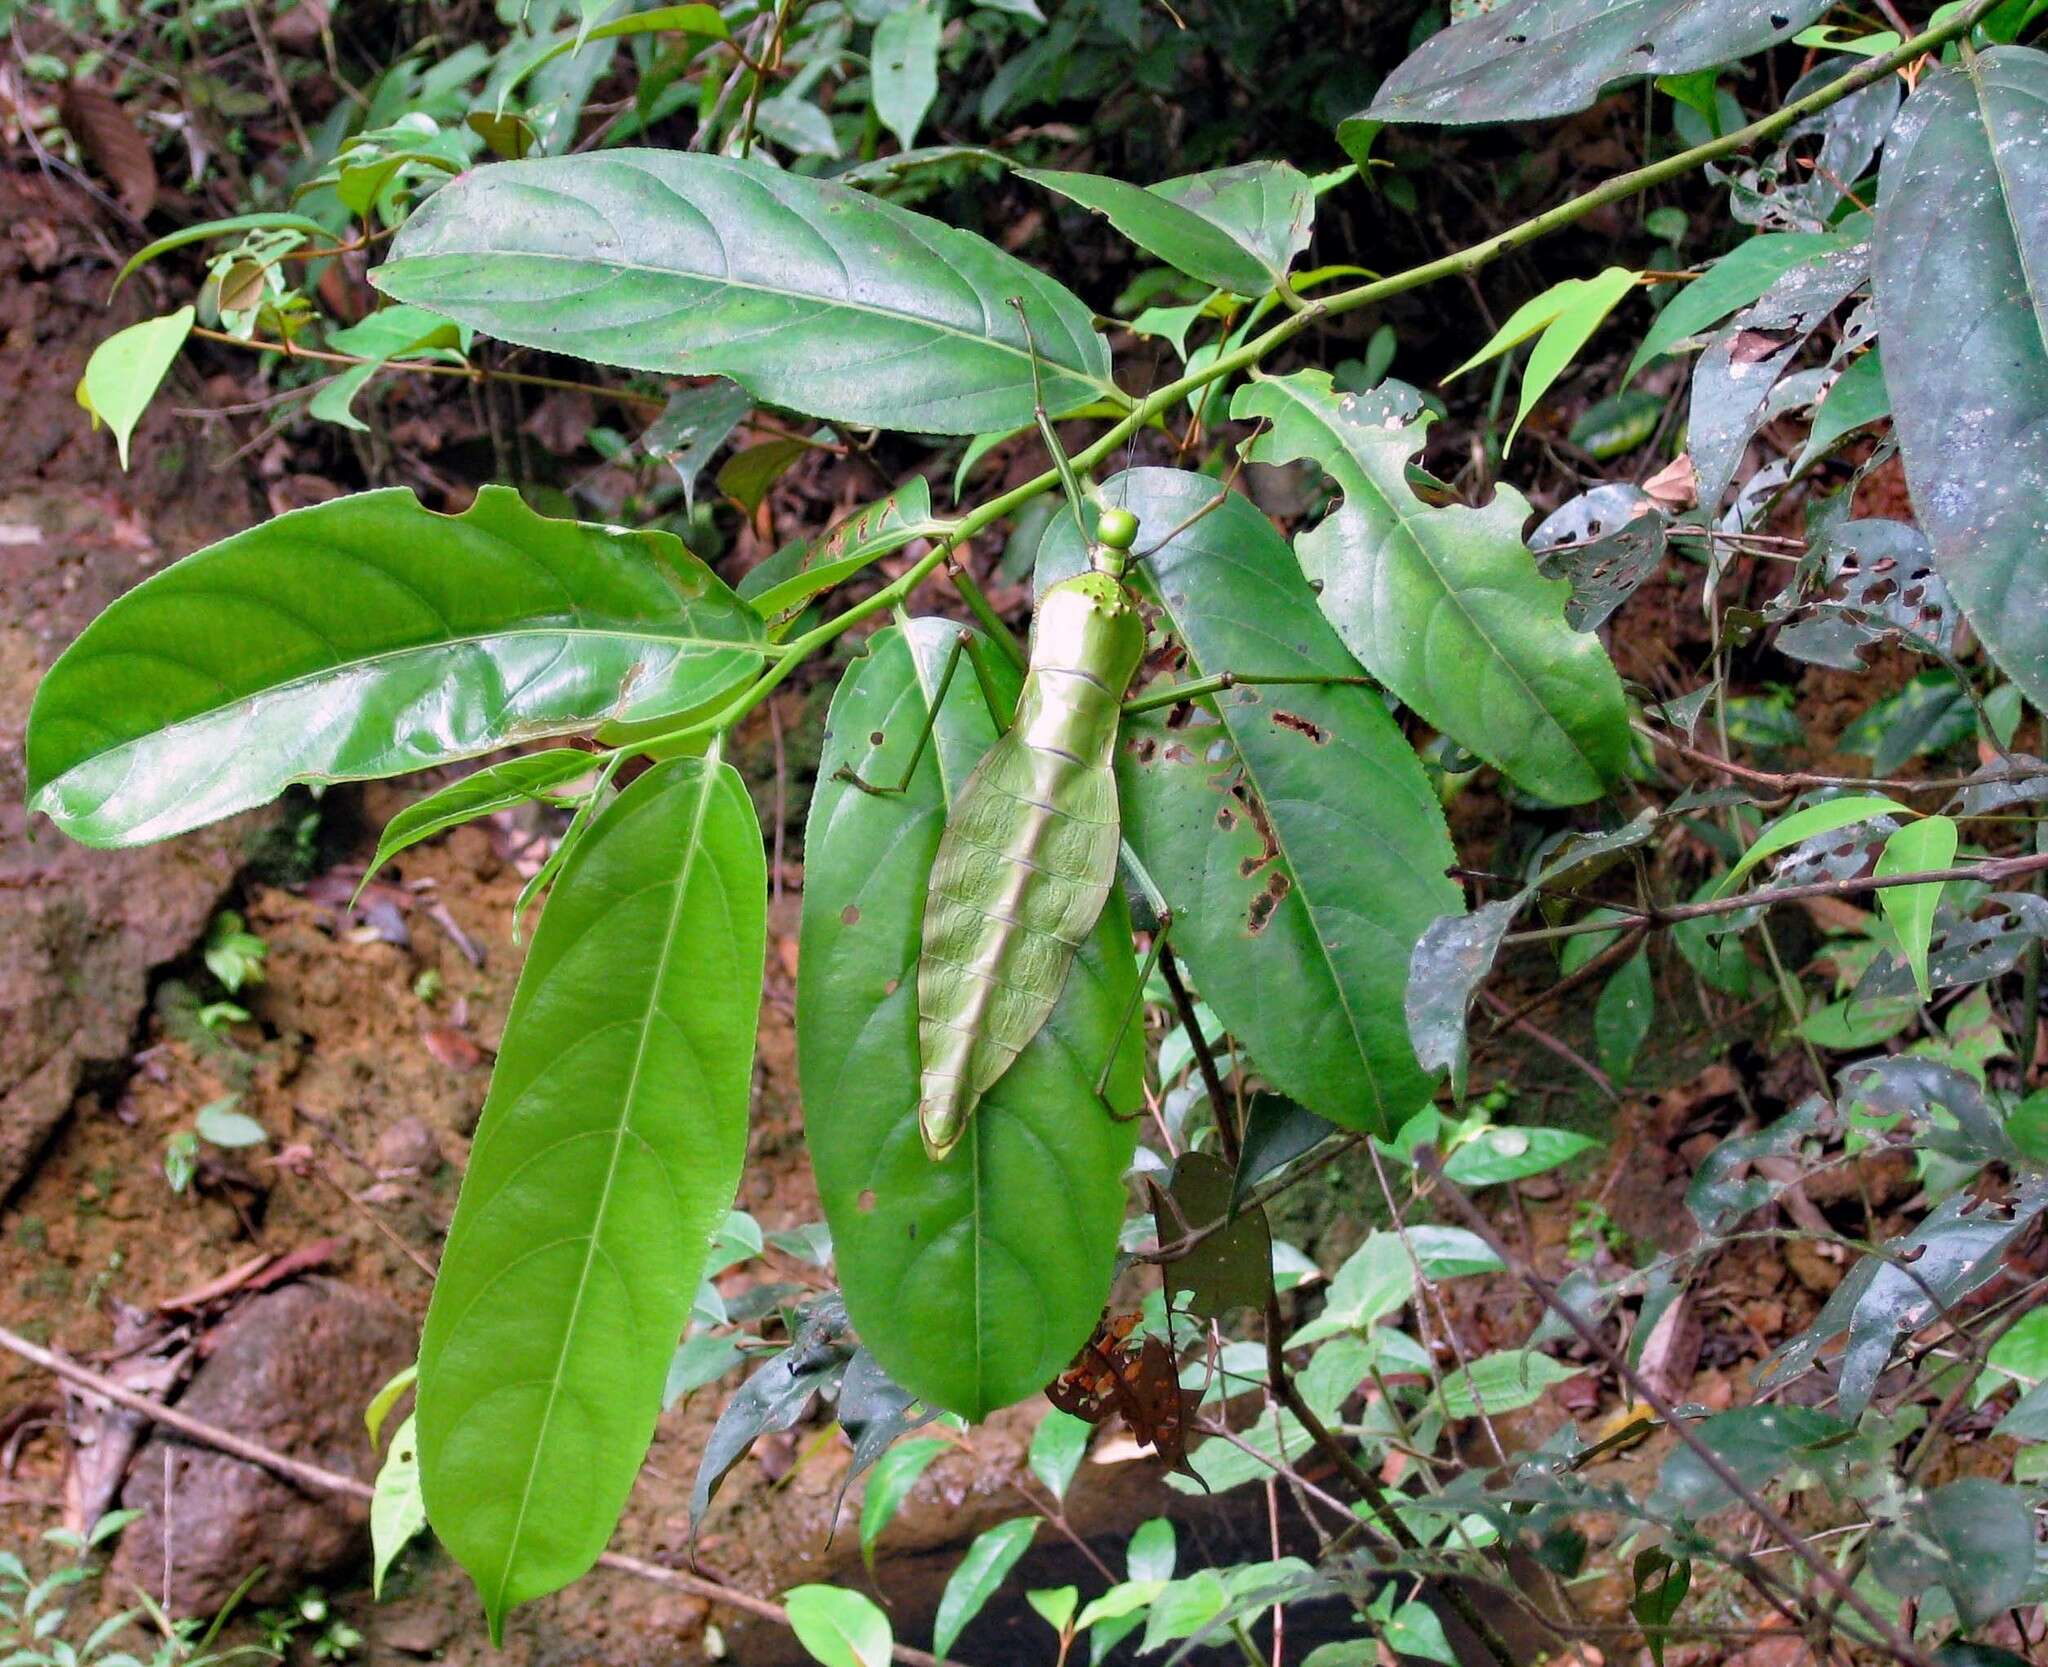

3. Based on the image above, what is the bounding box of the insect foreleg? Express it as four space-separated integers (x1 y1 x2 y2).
1122 670 1374 718
1094 839 1175 1116
834 630 1016 796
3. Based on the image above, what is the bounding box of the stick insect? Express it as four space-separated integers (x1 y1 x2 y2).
837 304 1363 1161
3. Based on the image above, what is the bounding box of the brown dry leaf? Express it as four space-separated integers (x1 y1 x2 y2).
1642 453 1698 512
1634 1293 1701 1404
59 85 156 220
421 1026 485 1071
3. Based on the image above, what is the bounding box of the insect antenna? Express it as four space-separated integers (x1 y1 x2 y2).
1008 296 1092 548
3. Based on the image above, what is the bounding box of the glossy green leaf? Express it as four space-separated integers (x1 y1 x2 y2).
1046 468 1460 1133
747 479 950 621
1627 233 1847 379
785 1585 893 1667
1437 1350 1579 1418
520 4 728 85
1024 162 1313 296
933 1518 1039 1660
27 487 765 848
1442 1125 1597 1187
417 757 766 1638
1792 346 1890 475
75 306 193 470
644 379 752 512
1875 814 1958 1002
371 1414 427 1599
799 621 1142 1418
1235 374 1629 804
872 1 942 150
373 151 1116 434
110 211 330 295
1447 268 1636 448
1028 1407 1091 1502
1360 0 1830 126
1714 794 1904 896
365 1365 417 1447
1876 48 2048 713
859 1437 948 1567
365 750 596 887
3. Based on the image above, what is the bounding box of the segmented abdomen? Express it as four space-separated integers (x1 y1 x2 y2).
917 662 1125 1158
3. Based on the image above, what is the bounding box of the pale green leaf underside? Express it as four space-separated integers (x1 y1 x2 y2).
798 621 1142 1419
26 486 764 848
1876 48 2048 712
373 150 1117 435
418 757 765 1636
1363 0 1830 125
1234 373 1630 804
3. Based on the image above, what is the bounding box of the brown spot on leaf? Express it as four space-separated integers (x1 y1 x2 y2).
1246 871 1291 935
857 1188 877 1213
841 903 860 926
870 730 886 746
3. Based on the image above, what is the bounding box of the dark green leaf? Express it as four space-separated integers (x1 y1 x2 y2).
1630 1548 1690 1666
1627 233 1848 380
418 757 766 1639
1046 469 1461 1134
1594 950 1653 1088
1360 0 1829 127
28 487 764 847
799 622 1142 1418
1022 167 1285 296
1530 486 1668 632
692 1298 854 1526
1230 1094 1337 1213
859 1437 948 1567
1876 48 2048 713
934 1519 1039 1661
872 1 941 150
373 151 1116 434
1406 901 1517 1103
1236 374 1630 803
1649 1405 1850 1518
1870 1478 2035 1627
1792 347 1890 475
1153 1152 1271 1321
644 379 752 511
1839 672 1974 776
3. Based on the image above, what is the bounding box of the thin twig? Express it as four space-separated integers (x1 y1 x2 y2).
0 1325 961 1667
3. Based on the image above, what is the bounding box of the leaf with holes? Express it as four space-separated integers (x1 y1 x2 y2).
417 757 765 1638
1876 48 2048 714
1235 375 1629 804
1358 0 1830 127
798 621 1142 1419
1041 468 1460 1134
26 487 765 848
373 151 1116 434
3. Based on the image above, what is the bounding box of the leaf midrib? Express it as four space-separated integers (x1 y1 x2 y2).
386 178 1119 404
37 620 762 794
489 758 721 1618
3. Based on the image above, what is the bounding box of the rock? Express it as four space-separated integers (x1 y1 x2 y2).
0 170 264 1203
111 1278 415 1614
373 1117 443 1179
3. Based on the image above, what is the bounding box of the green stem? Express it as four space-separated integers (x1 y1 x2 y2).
632 0 1991 754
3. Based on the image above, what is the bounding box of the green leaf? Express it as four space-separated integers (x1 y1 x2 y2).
1048 469 1460 1132
1594 950 1654 1088
859 1438 948 1568
194 1095 267 1149
1028 1408 1090 1502
365 1365 417 1447
1869 1478 2035 1627
1126 1518 1175 1582
784 1585 893 1667
1875 815 1959 1002
1630 1548 1690 1667
1437 1350 1579 1417
1443 1125 1597 1187
307 362 381 433
1027 1586 1078 1634
1401 1223 1504 1279
373 151 1117 435
933 1518 1038 1660
371 1414 427 1599
644 380 752 512
872 1 941 150
27 487 765 848
75 307 193 470
1385 1602 1458 1666
1839 671 1975 775
1793 347 1890 475
1286 1231 1412 1347
1024 162 1313 296
110 212 330 295
417 757 765 1638
1360 0 1830 126
1627 233 1847 379
1715 795 1905 896
520 4 729 85
1235 374 1630 804
365 751 597 888
1876 48 2048 715
799 622 1142 1418
1448 268 1637 449
1153 1152 1271 1321
1649 1405 1850 1519
747 480 949 621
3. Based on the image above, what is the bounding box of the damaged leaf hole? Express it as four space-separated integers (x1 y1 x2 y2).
1272 710 1329 744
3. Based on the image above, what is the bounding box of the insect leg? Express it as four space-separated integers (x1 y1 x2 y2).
832 630 1018 796
1008 296 1093 550
1093 839 1175 1116
1122 670 1374 718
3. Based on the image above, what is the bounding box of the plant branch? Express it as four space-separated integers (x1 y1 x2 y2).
0 1323 963 1667
1411 1153 1941 1667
